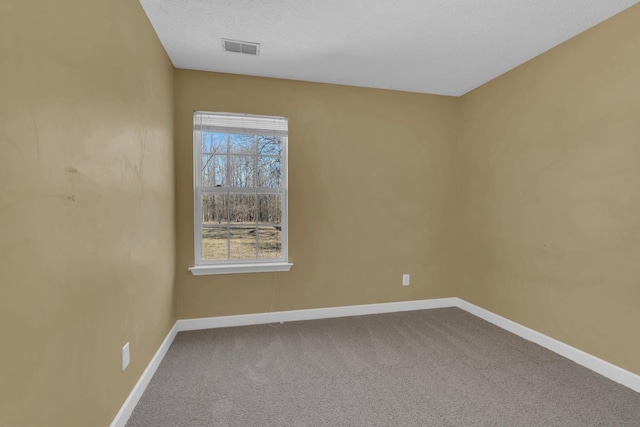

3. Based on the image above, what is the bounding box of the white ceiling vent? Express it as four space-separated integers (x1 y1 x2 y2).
222 39 260 56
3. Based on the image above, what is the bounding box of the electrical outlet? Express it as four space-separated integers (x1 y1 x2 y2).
402 274 410 286
122 342 130 371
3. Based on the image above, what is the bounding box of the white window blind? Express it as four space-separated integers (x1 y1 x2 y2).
194 112 288 137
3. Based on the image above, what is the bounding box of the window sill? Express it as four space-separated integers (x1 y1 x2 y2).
189 262 293 276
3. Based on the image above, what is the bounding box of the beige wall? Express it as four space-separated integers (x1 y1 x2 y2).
175 71 459 319
457 4 640 375
0 1 175 426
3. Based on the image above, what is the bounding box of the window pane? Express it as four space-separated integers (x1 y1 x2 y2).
258 227 282 259
203 132 227 154
228 194 256 224
202 194 228 224
194 112 288 267
229 133 256 154
257 157 282 188
230 227 257 260
228 156 255 187
258 136 283 156
202 155 226 187
201 226 228 261
258 194 281 224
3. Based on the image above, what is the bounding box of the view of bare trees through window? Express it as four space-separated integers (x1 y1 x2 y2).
200 132 284 261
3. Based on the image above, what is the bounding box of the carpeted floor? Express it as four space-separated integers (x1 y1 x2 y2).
126 308 640 426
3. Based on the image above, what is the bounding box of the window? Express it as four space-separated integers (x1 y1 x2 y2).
189 112 292 275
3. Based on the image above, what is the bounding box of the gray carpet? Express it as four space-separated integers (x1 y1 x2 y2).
126 308 640 426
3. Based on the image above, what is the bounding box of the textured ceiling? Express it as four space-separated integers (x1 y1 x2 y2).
139 0 639 96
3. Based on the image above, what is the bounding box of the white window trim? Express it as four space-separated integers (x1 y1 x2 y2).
191 112 292 276
189 262 293 276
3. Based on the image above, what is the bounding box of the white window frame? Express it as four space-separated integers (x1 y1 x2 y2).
189 112 292 276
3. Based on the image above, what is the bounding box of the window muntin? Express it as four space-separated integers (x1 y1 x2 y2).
194 112 288 266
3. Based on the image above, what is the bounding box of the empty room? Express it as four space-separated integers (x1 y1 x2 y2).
2 0 640 426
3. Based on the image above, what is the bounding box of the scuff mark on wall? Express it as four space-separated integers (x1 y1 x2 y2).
0 132 25 159
138 129 148 194
27 101 41 159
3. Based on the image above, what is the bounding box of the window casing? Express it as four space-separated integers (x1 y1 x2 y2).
190 112 291 275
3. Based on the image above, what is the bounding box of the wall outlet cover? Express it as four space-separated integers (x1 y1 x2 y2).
122 342 130 371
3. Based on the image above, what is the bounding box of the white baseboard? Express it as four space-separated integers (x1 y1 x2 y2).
176 298 459 332
109 323 179 427
455 298 640 393
111 296 640 426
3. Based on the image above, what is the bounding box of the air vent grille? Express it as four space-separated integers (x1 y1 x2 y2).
222 39 260 56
